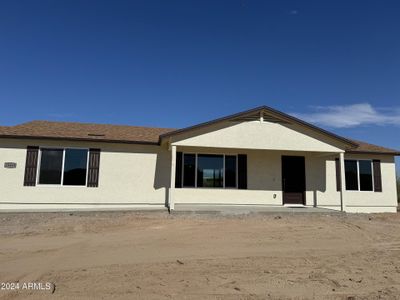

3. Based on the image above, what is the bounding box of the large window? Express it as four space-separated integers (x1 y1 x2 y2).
345 160 374 191
181 153 237 188
38 148 88 186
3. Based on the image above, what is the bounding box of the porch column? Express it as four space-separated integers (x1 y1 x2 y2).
169 144 177 211
339 152 346 212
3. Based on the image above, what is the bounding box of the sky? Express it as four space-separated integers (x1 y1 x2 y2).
0 0 399 171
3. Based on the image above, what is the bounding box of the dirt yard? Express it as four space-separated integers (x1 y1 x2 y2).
0 211 400 299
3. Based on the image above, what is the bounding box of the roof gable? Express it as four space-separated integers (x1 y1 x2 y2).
168 119 348 152
160 106 358 148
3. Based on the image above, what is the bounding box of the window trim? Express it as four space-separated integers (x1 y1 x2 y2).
36 147 90 187
180 153 239 189
345 159 375 192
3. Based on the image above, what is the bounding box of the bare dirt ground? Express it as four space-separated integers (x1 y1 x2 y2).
0 211 400 300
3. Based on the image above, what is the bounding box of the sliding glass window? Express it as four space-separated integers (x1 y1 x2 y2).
38 148 88 186
345 160 374 191
181 153 238 188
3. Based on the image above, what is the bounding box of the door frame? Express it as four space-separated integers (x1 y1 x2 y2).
281 155 306 205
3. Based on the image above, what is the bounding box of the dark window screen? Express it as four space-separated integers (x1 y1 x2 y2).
63 149 88 186
225 155 237 188
359 160 373 191
38 149 63 184
183 154 196 187
345 160 358 190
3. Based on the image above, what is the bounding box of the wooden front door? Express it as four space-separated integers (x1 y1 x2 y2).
282 156 306 205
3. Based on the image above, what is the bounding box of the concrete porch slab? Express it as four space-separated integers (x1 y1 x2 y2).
171 204 341 215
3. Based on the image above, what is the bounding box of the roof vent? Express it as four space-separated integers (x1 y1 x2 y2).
87 133 105 137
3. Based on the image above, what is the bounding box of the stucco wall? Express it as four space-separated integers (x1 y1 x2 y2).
0 138 397 213
342 154 398 213
173 147 398 213
0 138 170 210
173 148 341 208
171 120 346 152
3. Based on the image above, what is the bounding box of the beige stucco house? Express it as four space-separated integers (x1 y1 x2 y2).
0 106 398 213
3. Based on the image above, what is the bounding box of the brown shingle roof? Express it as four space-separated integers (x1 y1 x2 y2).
347 139 400 155
0 121 175 144
0 120 398 155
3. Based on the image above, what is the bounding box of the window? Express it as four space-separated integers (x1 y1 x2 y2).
63 149 88 186
38 149 63 184
345 160 358 190
183 154 196 187
225 155 237 188
38 148 88 186
345 160 374 191
359 160 373 191
180 153 238 188
197 154 224 188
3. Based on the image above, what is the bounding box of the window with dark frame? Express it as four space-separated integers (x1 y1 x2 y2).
38 148 89 186
181 153 238 188
344 159 374 191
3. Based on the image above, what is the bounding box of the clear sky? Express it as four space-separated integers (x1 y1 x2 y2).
0 1 399 171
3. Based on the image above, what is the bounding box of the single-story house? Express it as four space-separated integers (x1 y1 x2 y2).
0 106 399 213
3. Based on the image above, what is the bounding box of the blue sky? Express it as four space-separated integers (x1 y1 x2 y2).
0 1 399 171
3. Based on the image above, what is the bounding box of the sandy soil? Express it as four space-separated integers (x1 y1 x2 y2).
0 211 400 299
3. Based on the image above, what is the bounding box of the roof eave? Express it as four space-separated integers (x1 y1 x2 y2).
0 134 160 146
346 150 400 156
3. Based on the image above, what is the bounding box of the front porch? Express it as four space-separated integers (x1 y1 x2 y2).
168 146 346 212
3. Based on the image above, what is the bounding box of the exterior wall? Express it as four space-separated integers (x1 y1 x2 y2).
171 120 346 153
173 147 398 213
174 147 342 208
343 154 398 213
0 138 170 211
0 138 397 213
